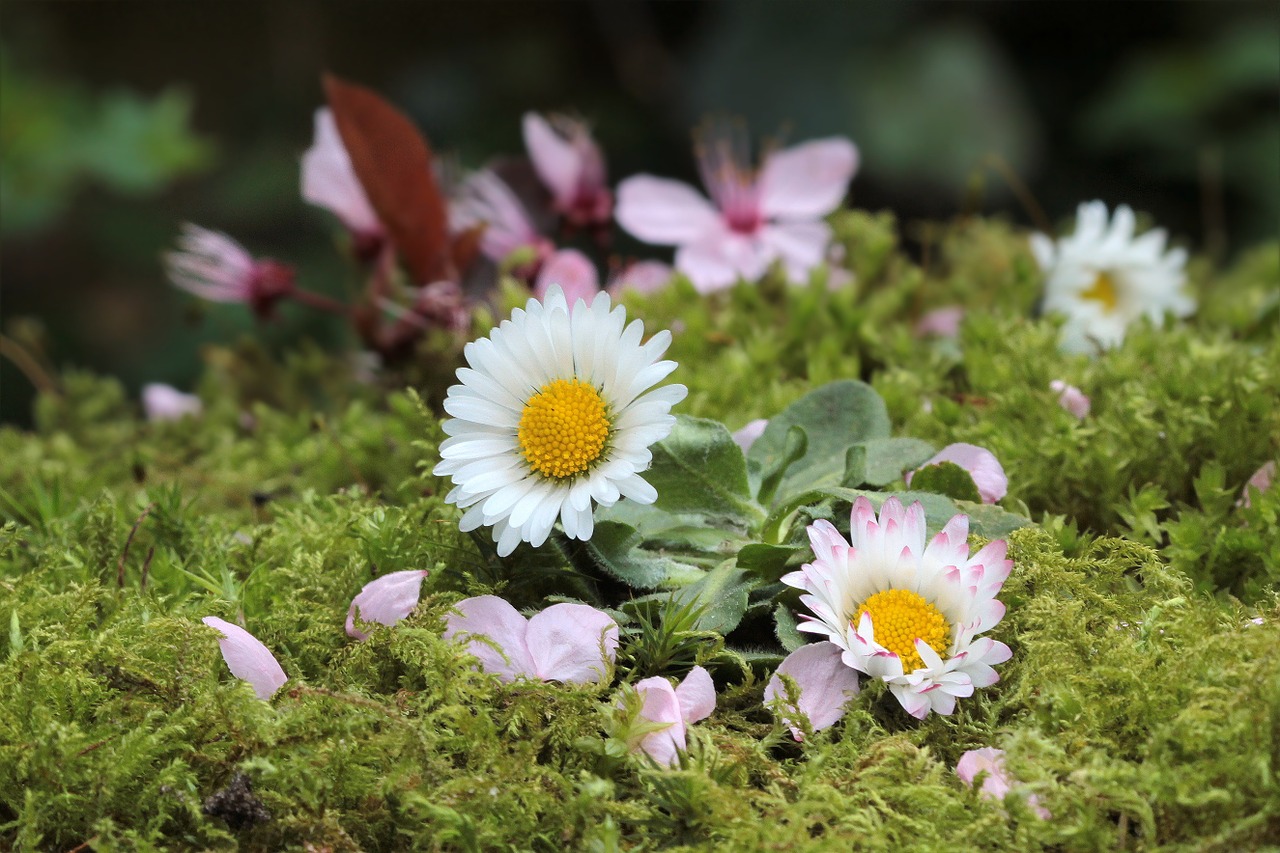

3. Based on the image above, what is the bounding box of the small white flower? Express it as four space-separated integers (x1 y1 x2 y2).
434 285 687 556
1031 201 1193 353
783 497 1013 719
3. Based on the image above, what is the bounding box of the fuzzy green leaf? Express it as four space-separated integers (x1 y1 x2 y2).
858 437 937 486
673 561 754 634
736 542 805 582
647 416 764 526
773 603 804 652
907 460 982 502
579 521 704 590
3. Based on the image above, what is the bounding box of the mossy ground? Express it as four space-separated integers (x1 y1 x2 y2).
2 215 1277 851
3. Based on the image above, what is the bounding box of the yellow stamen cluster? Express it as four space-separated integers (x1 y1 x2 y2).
855 588 951 673
1080 270 1120 312
518 378 610 479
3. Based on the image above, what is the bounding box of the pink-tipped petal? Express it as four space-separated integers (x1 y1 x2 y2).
674 665 716 724
759 137 858 220
632 676 685 765
732 419 768 452
523 112 580 203
615 176 720 245
345 570 429 640
535 249 600 304
442 595 538 682
202 616 287 700
142 383 203 423
525 602 619 684
765 642 861 739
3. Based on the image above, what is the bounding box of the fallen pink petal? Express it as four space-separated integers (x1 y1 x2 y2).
628 665 716 765
765 641 860 739
906 442 1009 504
957 747 1050 819
142 383 203 422
202 616 288 700
915 306 964 339
346 569 430 640
1049 380 1091 419
1239 460 1276 509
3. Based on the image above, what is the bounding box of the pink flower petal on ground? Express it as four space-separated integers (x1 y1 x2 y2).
1240 461 1276 509
631 676 685 766
758 138 858 220
442 595 538 682
915 306 964 339
345 569 430 641
673 666 716 724
615 176 720 246
301 107 382 239
732 419 768 452
765 642 861 739
525 602 619 684
957 747 1050 819
906 443 1008 504
535 249 600 304
606 261 674 298
1049 380 1090 419
523 112 580 204
202 616 287 700
142 383 203 422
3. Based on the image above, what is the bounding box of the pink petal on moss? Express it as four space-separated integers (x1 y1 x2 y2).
915 306 964 339
765 642 860 739
1049 380 1090 419
142 383 203 423
345 569 429 640
535 249 599 305
525 602 619 684
674 665 716 724
442 595 538 682
523 112 579 203
759 137 858 220
1240 461 1276 509
633 676 685 766
615 176 719 246
908 443 1008 504
202 616 287 700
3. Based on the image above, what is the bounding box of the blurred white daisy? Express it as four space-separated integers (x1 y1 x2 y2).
783 496 1013 719
434 285 687 556
1031 200 1194 353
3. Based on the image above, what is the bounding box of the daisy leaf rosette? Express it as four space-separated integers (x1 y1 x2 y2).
783 496 1013 719
434 285 688 556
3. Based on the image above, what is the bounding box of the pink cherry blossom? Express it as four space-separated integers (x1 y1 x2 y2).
1239 461 1276 509
606 261 674 298
301 107 385 249
957 747 1051 819
628 666 716 765
346 569 431 641
165 224 296 319
915 306 964 339
906 442 1008 504
616 124 857 292
443 595 618 684
523 112 613 229
764 642 860 740
202 616 288 700
732 419 768 453
142 383 202 423
450 170 554 270
535 249 600 304
1049 380 1091 419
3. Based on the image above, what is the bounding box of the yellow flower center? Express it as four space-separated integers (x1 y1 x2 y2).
855 588 951 673
1080 271 1120 312
517 378 610 479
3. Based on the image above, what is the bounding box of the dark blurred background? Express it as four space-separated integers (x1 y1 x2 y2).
2 1 1278 425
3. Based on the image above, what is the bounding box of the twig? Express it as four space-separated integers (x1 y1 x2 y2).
0 334 60 395
117 503 156 588
985 154 1051 234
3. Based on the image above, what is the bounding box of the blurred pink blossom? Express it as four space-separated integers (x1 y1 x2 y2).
957 747 1050 819
450 170 554 271
628 666 716 765
1049 380 1091 419
443 595 618 684
202 616 287 700
915 306 964 339
606 261 674 298
906 442 1008 504
165 224 295 319
523 112 613 229
732 419 768 453
301 107 385 252
142 383 202 423
616 125 857 292
535 249 600 303
346 569 431 640
1239 461 1276 509
764 642 860 740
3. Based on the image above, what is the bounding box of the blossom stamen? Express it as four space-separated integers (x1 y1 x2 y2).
1080 270 1120 312
856 588 951 672
518 378 610 479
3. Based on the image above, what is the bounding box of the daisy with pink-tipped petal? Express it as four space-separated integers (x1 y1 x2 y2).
783 496 1013 719
906 443 1008 505
443 595 619 684
450 169 554 273
1049 380 1091 420
957 747 1051 819
301 107 385 253
535 249 600 304
523 112 613 229
346 569 430 641
165 224 296 320
142 383 202 423
202 616 288 700
765 642 860 740
616 123 857 292
626 666 716 765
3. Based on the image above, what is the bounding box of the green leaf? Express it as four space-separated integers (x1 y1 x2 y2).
906 461 982 502
960 501 1032 540
579 522 704 590
858 438 937 486
736 542 805 582
749 381 891 503
594 501 746 554
773 604 804 652
820 487 963 533
840 444 868 488
673 561 754 634
757 425 808 506
647 416 764 526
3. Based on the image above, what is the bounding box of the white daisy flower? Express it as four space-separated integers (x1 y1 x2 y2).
433 285 687 556
1032 200 1194 353
783 496 1013 719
